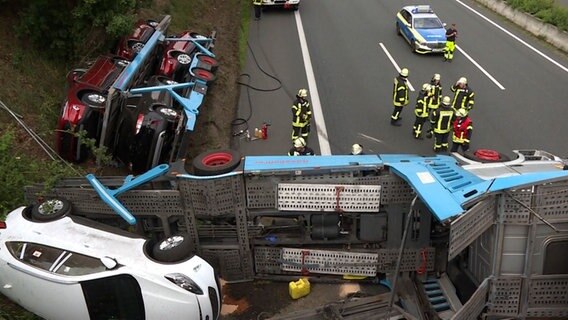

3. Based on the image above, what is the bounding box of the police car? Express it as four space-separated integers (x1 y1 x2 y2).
396 5 447 54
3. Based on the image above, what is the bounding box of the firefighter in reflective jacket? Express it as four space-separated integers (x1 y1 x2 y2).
426 73 443 138
431 96 454 152
291 88 312 142
390 68 409 126
451 108 473 153
413 83 432 139
451 77 474 111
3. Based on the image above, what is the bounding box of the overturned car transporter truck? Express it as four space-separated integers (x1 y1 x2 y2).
21 149 568 319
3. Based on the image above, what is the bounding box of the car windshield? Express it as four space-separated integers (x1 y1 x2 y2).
414 17 443 29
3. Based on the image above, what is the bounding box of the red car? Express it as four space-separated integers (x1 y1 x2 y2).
56 55 129 162
114 19 158 61
157 31 218 83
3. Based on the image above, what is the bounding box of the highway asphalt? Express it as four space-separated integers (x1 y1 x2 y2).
235 0 568 159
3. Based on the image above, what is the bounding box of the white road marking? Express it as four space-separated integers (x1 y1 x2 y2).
379 43 415 92
359 133 385 144
295 10 332 155
455 0 568 73
456 45 506 90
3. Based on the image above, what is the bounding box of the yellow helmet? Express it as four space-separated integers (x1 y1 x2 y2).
294 137 306 148
297 89 308 98
455 108 468 117
351 144 363 155
400 68 409 77
442 96 451 105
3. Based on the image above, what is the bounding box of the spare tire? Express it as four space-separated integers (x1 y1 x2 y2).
192 149 241 176
32 198 72 222
152 234 192 263
463 149 511 163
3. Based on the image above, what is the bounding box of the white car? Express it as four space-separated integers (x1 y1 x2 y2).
0 201 221 320
262 0 300 10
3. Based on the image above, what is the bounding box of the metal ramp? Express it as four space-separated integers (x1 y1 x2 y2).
422 278 451 313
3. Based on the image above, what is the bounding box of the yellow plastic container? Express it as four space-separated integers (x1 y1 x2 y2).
288 277 311 300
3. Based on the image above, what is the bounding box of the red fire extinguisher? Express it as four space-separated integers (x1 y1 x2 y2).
261 122 269 140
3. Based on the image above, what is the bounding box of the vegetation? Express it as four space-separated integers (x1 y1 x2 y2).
507 0 568 31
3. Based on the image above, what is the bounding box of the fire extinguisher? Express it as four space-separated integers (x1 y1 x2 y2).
261 122 269 140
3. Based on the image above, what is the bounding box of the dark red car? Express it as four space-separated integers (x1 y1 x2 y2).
157 31 218 83
114 19 158 61
56 55 129 162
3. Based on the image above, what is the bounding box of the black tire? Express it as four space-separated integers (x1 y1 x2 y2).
396 24 401 36
152 234 192 262
463 149 511 163
197 55 219 72
293 4 299 10
192 149 241 176
32 198 72 222
80 91 106 108
129 40 144 53
411 40 417 53
191 67 216 83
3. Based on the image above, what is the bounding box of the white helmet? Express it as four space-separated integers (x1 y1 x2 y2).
433 73 441 81
294 137 306 148
351 144 363 155
442 96 451 105
455 108 468 117
399 68 409 77
457 77 467 85
422 83 431 91
297 89 308 98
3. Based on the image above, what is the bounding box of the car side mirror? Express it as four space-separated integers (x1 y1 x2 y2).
100 256 118 270
443 22 447 27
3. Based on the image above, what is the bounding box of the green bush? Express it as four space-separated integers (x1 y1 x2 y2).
507 0 568 32
0 127 78 219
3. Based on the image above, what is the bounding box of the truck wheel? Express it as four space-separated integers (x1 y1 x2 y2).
464 149 511 163
192 149 241 176
197 55 219 72
152 234 192 262
191 67 216 83
32 198 72 222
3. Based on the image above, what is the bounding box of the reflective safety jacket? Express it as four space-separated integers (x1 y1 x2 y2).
292 97 311 128
431 105 454 134
452 116 473 143
428 80 442 109
414 90 430 118
451 84 475 111
393 76 409 107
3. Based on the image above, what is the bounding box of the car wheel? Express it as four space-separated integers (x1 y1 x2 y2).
81 91 106 108
396 24 401 36
463 149 511 163
191 67 216 83
32 198 72 222
130 41 145 53
192 149 241 176
146 19 159 28
293 4 299 10
155 76 178 86
197 55 219 72
155 106 179 122
175 53 192 65
411 40 417 53
152 234 192 262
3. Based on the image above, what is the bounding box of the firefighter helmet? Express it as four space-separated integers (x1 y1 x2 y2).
294 137 306 148
442 96 451 105
400 68 409 77
297 89 308 98
455 108 468 117
433 73 441 81
422 83 431 91
351 144 363 155
457 77 467 85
